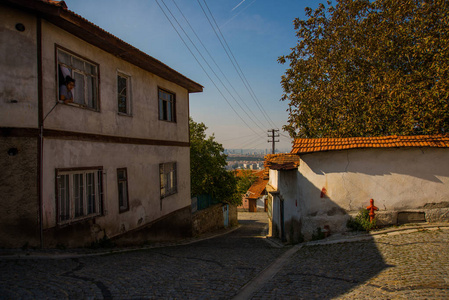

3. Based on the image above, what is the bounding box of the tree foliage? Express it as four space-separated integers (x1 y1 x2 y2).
279 0 449 138
190 118 240 205
235 170 258 195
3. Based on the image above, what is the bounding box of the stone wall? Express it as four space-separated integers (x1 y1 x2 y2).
0 136 40 248
111 205 193 247
192 204 237 236
229 205 238 227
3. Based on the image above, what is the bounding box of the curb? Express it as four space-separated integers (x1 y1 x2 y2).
305 224 449 246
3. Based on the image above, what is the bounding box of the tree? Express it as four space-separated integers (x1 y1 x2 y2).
279 0 449 138
233 170 258 197
190 118 240 205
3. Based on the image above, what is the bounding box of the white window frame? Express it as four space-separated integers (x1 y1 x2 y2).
56 168 103 224
158 88 176 122
159 162 177 200
57 47 99 110
117 71 132 116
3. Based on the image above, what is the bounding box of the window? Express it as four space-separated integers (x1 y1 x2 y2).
117 73 131 115
57 48 99 110
158 89 176 122
160 162 177 199
117 168 129 212
56 168 103 224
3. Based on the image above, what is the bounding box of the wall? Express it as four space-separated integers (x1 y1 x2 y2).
192 204 237 236
297 147 449 239
0 6 195 248
299 148 449 212
40 20 190 143
112 205 193 247
41 139 191 247
0 5 38 128
269 170 303 244
269 147 449 242
37 18 192 247
0 137 40 248
0 6 40 248
268 169 279 190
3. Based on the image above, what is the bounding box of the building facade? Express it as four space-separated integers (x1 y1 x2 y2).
0 0 202 248
266 136 449 243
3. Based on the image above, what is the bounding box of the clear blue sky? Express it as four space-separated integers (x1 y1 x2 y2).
64 0 322 152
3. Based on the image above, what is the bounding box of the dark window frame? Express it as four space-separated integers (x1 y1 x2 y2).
55 166 104 225
159 162 178 204
117 168 130 213
117 72 132 116
158 88 176 122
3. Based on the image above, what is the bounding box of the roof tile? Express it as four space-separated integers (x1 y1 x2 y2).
291 134 449 154
246 177 269 199
264 153 300 170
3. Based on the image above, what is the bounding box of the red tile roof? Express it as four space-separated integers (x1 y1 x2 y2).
264 153 300 170
291 135 449 154
233 169 263 178
234 170 267 200
246 177 268 200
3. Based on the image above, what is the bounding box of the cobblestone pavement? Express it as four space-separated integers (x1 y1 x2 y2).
252 227 449 299
0 213 448 299
0 212 285 299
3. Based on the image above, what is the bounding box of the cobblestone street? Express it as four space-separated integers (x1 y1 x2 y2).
0 212 448 299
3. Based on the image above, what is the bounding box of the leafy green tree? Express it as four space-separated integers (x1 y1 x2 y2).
279 0 449 138
235 170 258 195
190 118 240 205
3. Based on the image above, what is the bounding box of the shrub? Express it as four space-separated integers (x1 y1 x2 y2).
347 209 377 231
311 227 325 241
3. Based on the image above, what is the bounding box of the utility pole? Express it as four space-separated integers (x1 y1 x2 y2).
267 129 279 154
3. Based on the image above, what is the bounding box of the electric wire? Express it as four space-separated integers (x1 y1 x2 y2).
234 134 263 150
221 133 261 142
198 0 279 129
156 0 265 138
171 0 267 133
159 0 289 150
246 141 271 152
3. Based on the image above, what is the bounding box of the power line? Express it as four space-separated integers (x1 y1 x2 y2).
230 134 261 149
221 133 261 142
156 0 265 138
198 0 279 129
170 0 267 133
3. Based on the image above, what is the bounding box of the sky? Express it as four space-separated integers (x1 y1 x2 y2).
64 0 323 152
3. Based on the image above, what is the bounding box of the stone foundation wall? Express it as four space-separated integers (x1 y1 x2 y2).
0 136 40 248
229 205 238 227
192 204 237 236
375 206 449 226
112 205 193 247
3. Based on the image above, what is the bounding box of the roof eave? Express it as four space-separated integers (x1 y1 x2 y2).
5 0 203 93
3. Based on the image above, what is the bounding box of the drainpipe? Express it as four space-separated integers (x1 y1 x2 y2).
38 16 60 248
37 16 44 249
